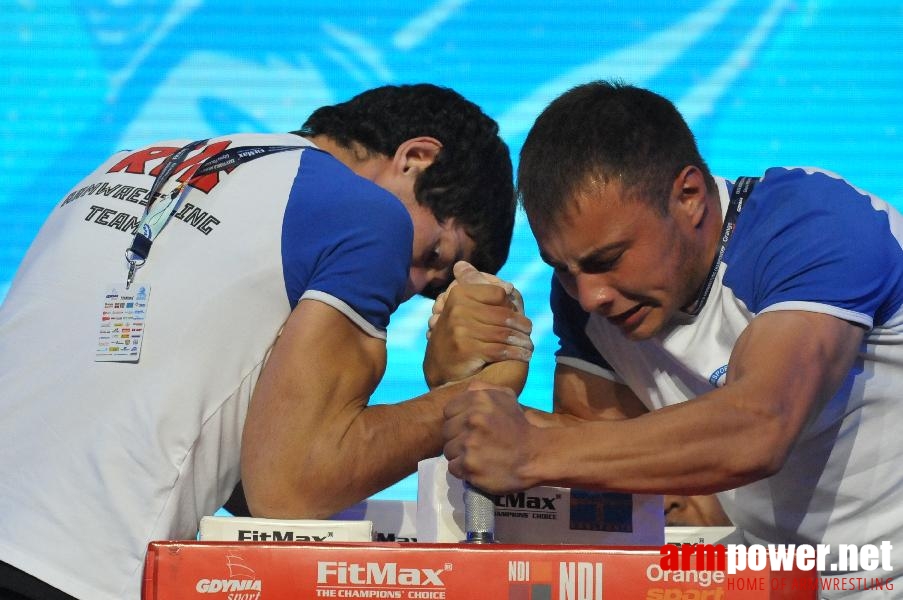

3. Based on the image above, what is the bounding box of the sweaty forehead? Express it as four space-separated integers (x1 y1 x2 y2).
530 180 613 236
534 183 656 266
539 171 629 224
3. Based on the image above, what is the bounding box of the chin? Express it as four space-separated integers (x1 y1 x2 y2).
621 314 663 341
623 328 655 342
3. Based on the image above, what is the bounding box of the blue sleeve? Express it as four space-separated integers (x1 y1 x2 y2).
723 168 903 328
551 275 613 371
280 148 411 335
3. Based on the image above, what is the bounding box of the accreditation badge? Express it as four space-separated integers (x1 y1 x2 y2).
95 284 150 362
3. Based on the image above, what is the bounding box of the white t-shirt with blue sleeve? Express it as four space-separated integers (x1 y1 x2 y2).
552 167 903 594
0 133 412 600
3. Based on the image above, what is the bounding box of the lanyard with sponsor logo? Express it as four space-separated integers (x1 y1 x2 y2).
96 140 302 363
124 140 302 288
683 176 759 316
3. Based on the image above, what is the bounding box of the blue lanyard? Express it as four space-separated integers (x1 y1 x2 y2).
684 176 759 316
124 140 302 288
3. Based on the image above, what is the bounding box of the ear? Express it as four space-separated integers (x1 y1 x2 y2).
671 165 708 228
392 137 443 176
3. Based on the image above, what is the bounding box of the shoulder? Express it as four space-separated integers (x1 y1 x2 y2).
280 149 413 334
723 168 903 322
739 167 885 226
288 147 413 242
725 166 896 260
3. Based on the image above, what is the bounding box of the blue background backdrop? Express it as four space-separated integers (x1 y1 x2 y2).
2 0 902 501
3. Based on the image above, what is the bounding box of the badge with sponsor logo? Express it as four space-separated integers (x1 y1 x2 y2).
95 284 150 362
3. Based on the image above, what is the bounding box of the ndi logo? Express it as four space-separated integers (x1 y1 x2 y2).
509 561 530 581
507 560 601 599
507 560 557 598
560 562 603 600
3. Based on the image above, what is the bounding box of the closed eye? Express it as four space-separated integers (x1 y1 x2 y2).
426 246 442 268
580 250 623 274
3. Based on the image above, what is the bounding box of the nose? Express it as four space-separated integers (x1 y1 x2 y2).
574 273 615 313
407 267 428 295
663 495 687 525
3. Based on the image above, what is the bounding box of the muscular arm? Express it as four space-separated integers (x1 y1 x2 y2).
445 310 864 495
553 363 648 420
519 364 646 428
532 310 864 494
241 298 526 519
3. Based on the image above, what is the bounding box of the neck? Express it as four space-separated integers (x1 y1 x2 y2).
703 191 726 269
682 192 725 315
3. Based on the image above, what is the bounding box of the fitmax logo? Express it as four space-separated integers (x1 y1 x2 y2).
494 492 558 511
316 562 446 586
237 529 332 542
